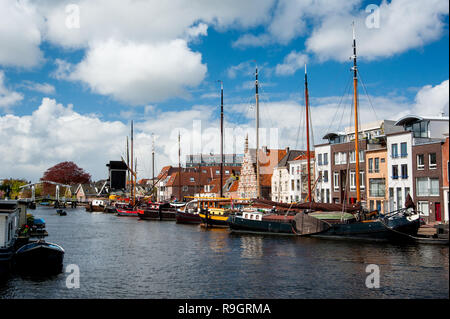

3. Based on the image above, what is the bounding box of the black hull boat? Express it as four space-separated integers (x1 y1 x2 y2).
14 240 65 274
0 246 14 279
137 202 178 221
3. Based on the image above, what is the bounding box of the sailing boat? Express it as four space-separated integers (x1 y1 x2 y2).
116 120 139 216
197 81 235 228
228 65 322 234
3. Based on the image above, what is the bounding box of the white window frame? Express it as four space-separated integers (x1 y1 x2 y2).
429 153 437 169
333 172 339 191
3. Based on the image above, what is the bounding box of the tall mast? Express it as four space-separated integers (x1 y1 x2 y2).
352 22 361 203
130 120 134 206
219 80 224 198
126 137 130 191
255 67 261 199
305 64 312 202
178 131 181 202
152 133 155 200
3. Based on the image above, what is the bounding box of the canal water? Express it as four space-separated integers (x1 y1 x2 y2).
0 207 448 299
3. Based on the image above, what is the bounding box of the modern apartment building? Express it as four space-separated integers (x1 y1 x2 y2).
386 114 449 221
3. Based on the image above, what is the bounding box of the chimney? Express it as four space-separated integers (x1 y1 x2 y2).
285 146 290 153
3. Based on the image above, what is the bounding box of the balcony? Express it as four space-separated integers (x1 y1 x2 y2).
400 153 408 158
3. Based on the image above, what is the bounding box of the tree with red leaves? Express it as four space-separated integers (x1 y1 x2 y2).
41 161 91 196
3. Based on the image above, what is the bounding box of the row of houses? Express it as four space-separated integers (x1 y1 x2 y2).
153 114 449 224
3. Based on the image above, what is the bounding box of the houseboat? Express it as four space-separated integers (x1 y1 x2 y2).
14 240 65 274
0 200 19 278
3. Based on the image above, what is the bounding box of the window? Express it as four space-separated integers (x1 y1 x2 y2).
326 189 330 203
350 151 356 163
333 172 339 190
190 177 195 182
291 180 295 191
182 186 188 191
318 154 323 166
323 170 329 183
416 177 440 196
334 153 340 165
417 201 429 216
296 179 300 191
369 200 374 211
401 164 408 179
360 171 365 189
391 144 398 158
405 187 410 200
392 165 399 179
400 142 407 157
225 170 230 174
368 158 373 173
216 170 220 174
417 154 424 170
397 188 403 210
359 151 364 162
369 178 385 197
341 152 347 164
374 158 379 173
350 171 356 190
429 153 437 169
323 153 328 165
406 121 429 138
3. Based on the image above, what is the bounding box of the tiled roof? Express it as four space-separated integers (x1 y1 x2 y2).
277 150 306 167
292 151 315 161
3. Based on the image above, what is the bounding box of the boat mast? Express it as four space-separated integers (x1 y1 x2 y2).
352 22 361 203
219 80 224 198
126 136 129 193
178 131 181 202
255 67 261 199
152 133 155 201
130 120 134 206
305 64 312 202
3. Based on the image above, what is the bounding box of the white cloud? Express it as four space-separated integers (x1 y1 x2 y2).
412 80 449 116
68 39 207 105
275 51 309 76
0 0 44 68
306 0 449 61
21 81 56 95
0 71 24 110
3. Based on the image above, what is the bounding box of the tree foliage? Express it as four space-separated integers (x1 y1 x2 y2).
0 178 29 199
41 161 91 195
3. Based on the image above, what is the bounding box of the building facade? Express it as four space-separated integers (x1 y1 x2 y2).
314 145 332 203
365 148 388 213
442 136 449 222
287 153 315 203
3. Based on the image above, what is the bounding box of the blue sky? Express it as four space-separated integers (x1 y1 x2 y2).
0 0 449 181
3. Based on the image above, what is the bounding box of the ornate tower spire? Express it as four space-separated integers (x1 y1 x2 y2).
245 133 249 153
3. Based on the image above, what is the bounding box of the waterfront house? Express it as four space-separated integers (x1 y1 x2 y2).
314 144 332 203
386 114 449 222
75 184 98 202
315 120 403 205
271 150 314 203
442 135 449 222
365 148 388 213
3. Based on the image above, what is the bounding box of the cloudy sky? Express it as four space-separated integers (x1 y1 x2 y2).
0 0 448 182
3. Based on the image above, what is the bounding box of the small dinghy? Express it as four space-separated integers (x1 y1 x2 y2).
56 209 67 216
14 240 65 274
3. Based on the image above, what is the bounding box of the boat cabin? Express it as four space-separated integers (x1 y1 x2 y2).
241 210 264 221
91 199 105 207
0 201 19 249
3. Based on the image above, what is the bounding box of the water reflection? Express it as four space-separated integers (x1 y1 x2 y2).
0 207 447 299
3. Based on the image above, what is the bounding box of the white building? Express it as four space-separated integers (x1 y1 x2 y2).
314 144 332 203
271 149 305 203
386 131 414 211
288 154 315 203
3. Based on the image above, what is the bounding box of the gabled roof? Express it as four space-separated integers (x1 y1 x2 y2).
291 151 315 162
276 150 305 167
